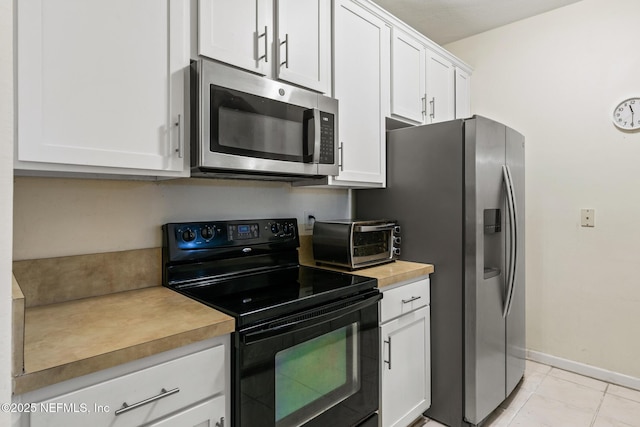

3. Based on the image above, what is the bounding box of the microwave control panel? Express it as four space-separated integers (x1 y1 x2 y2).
319 112 335 164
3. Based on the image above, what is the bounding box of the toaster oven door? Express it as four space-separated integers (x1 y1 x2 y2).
351 223 399 267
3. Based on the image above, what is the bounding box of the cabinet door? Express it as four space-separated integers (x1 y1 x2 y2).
16 0 189 173
390 29 426 124
333 0 390 186
455 67 471 119
276 0 331 93
198 0 272 75
425 49 455 124
381 306 431 427
148 396 225 427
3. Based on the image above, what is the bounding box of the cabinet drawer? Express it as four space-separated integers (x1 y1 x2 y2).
148 395 225 427
381 278 430 323
31 344 225 427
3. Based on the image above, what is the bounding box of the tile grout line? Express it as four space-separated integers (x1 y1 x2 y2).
505 364 552 426
589 382 609 427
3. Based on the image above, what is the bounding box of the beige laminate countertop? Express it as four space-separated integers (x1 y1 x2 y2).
13 286 234 395
302 259 434 287
297 235 434 286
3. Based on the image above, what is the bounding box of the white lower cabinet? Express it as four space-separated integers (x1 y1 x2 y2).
148 396 225 427
380 278 431 427
14 337 228 427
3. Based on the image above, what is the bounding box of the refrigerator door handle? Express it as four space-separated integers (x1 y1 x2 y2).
502 165 518 318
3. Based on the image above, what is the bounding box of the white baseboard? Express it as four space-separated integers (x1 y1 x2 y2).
527 349 640 391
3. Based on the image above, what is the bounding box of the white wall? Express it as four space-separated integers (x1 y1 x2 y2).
1 0 13 421
13 177 349 260
446 0 640 378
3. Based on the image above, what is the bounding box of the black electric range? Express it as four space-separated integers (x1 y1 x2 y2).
162 218 378 330
162 218 381 427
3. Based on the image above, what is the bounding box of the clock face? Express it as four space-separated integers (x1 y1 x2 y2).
613 97 640 130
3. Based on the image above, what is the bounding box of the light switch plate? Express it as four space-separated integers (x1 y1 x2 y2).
581 209 595 227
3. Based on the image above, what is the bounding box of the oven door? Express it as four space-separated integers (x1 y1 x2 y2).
233 292 381 427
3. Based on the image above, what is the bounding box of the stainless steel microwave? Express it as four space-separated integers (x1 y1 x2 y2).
190 59 339 180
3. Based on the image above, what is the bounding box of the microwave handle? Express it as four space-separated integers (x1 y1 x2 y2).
354 223 397 232
303 108 321 164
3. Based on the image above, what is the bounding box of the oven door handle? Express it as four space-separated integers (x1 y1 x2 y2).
241 292 382 345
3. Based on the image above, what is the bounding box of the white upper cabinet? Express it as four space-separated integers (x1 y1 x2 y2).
390 29 426 125
455 67 472 119
198 0 272 76
198 0 331 93
425 49 456 123
332 0 390 187
390 25 468 127
16 0 190 177
276 0 331 93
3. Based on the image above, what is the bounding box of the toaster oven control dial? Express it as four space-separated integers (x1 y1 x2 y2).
201 225 215 240
181 228 196 242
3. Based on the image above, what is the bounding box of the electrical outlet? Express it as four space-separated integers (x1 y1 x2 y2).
303 211 316 231
581 209 595 227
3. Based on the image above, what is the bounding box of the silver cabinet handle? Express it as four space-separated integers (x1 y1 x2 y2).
114 387 180 416
421 94 427 117
401 295 421 304
258 26 268 63
280 33 289 68
174 114 183 158
216 416 225 427
338 142 344 171
429 97 436 120
384 337 392 369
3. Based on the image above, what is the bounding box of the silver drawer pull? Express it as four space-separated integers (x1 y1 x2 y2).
401 296 421 304
115 387 180 416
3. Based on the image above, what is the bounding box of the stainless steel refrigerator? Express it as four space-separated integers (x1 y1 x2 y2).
355 116 525 427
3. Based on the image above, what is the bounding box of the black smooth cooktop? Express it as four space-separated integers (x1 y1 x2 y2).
174 265 377 329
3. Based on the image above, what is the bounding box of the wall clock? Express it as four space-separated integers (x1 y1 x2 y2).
613 97 640 130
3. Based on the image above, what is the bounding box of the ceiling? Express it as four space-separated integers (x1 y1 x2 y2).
370 0 583 45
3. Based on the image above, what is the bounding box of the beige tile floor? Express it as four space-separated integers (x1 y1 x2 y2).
415 360 640 427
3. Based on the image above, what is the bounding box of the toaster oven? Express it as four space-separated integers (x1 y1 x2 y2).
312 220 401 270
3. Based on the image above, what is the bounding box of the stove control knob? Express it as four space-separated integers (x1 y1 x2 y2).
201 225 215 240
181 228 196 242
271 223 280 234
283 223 290 234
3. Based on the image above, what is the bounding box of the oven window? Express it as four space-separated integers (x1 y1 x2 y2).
275 323 360 427
210 85 313 163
